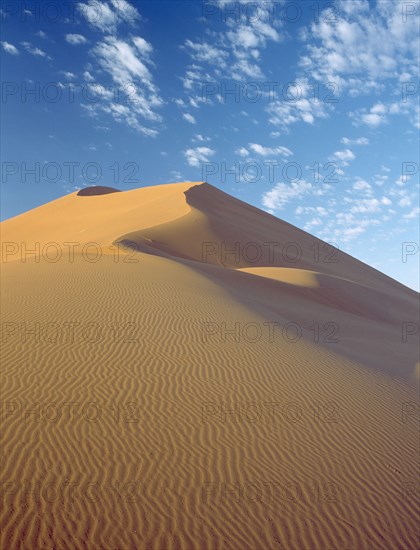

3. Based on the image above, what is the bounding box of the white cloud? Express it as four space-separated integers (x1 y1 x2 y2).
184 147 216 168
404 207 420 219
262 180 313 211
20 41 50 58
94 36 155 90
351 100 419 129
334 212 379 242
183 113 196 124
188 95 206 109
304 217 323 230
193 134 211 142
78 0 140 33
329 148 355 165
236 146 250 157
61 71 76 80
179 2 281 108
83 70 95 81
350 197 391 214
351 103 388 126
301 1 419 87
109 0 140 22
81 34 162 135
1 41 19 55
295 1 420 133
296 206 328 216
338 0 370 15
78 1 118 32
373 174 388 186
237 143 293 158
342 225 366 239
352 178 372 194
170 170 183 181
132 36 152 56
247 143 293 157
36 31 47 39
399 196 411 207
267 78 330 131
65 33 88 45
341 136 369 145
183 40 228 65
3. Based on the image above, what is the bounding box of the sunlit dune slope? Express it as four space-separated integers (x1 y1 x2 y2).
1 181 199 251
1 181 419 550
2 181 417 377
2 181 414 293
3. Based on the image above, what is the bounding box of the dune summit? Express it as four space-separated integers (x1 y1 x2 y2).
1 181 419 549
76 185 121 196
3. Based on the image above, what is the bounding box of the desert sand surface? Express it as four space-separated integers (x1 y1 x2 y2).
1 181 419 549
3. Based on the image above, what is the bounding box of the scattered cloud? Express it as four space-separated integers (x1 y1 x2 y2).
184 147 216 167
248 143 293 157
170 170 183 181
300 1 419 90
341 136 369 145
65 33 88 45
237 143 293 158
352 178 372 195
236 146 250 157
83 70 95 81
350 197 391 214
179 2 282 109
329 148 355 165
267 78 331 131
295 206 328 216
82 34 162 135
350 102 388 127
193 134 211 142
1 41 19 55
262 180 313 211
20 41 51 58
78 0 140 33
404 207 420 219
350 100 419 129
183 113 196 124
61 71 77 80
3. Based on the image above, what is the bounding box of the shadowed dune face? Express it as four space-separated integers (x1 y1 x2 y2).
1 181 419 549
112 182 418 378
118 183 414 293
77 185 121 196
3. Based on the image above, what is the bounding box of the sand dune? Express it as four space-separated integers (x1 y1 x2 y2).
1 182 419 549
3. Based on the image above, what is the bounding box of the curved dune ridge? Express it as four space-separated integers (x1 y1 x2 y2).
1 181 419 549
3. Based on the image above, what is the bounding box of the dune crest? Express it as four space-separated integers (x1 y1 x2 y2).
76 185 122 196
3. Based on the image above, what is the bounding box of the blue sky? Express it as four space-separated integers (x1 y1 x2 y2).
1 0 419 289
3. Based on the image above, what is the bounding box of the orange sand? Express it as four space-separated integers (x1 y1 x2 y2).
1 182 419 549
